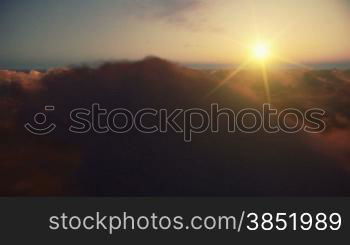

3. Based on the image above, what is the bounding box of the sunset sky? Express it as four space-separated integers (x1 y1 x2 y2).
1 0 350 69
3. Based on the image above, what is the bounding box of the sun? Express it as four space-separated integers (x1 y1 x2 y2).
252 42 270 60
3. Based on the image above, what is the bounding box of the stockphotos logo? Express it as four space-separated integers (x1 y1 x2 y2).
24 105 57 135
25 103 326 142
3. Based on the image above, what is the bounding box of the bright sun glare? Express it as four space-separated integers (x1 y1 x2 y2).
252 43 270 60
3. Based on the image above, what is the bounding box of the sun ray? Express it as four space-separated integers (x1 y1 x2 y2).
261 61 271 103
205 59 251 98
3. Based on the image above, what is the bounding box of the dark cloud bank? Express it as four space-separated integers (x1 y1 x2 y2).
1 57 350 196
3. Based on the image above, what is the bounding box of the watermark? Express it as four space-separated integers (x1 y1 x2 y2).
25 103 326 142
24 105 56 135
48 211 341 234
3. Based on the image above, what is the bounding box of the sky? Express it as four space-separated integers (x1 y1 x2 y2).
1 0 350 69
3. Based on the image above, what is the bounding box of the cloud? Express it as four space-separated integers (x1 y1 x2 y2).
0 70 44 91
127 0 203 30
310 129 350 170
150 0 201 18
2 58 350 196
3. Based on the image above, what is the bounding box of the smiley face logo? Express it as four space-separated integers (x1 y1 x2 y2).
24 106 56 135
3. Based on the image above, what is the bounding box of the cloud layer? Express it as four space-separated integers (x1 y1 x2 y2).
1 58 350 196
